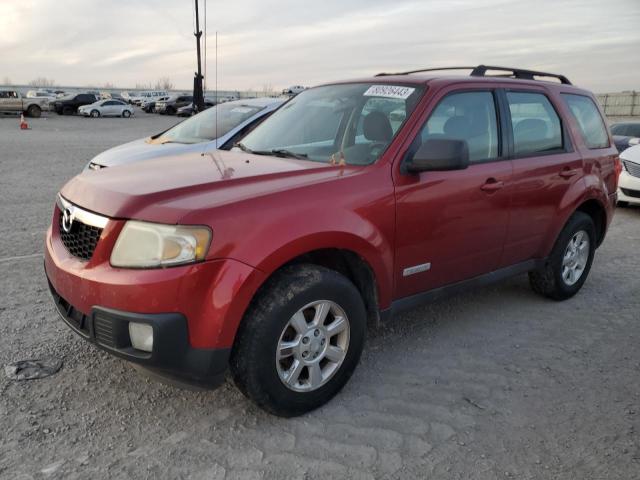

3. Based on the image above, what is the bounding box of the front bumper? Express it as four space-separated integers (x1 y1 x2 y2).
618 170 640 204
47 279 230 387
44 201 267 384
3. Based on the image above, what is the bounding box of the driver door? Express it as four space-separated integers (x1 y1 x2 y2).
393 88 512 299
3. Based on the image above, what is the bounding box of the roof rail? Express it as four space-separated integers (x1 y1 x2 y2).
375 64 572 85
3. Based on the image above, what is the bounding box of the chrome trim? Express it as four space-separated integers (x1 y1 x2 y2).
56 195 109 229
403 262 431 277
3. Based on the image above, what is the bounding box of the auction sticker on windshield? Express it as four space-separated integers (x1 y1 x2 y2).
364 85 415 99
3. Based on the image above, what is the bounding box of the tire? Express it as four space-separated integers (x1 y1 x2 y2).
90 109 100 118
122 110 131 118
230 264 367 417
529 211 596 301
26 105 41 118
62 106 74 116
165 106 175 115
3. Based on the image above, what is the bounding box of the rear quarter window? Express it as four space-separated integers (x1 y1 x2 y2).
561 94 609 149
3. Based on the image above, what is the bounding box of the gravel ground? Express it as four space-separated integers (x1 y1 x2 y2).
0 112 639 479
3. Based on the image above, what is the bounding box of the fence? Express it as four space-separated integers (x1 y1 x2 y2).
596 92 640 118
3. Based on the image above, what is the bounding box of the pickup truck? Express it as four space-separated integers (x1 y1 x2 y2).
0 90 48 117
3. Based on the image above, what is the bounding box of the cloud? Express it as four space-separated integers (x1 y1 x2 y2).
1 0 638 92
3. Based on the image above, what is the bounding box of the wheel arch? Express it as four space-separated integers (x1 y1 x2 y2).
575 198 607 247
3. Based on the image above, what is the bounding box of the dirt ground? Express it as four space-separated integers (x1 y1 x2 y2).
0 112 639 479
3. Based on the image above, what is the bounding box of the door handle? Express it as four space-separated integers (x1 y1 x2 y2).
480 178 504 192
559 168 578 179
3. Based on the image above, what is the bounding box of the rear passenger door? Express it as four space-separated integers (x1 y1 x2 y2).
499 89 583 266
393 88 512 298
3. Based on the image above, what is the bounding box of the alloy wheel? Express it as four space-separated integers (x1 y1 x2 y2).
276 300 350 392
561 230 589 286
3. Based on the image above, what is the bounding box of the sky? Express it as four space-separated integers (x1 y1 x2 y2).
1 0 639 93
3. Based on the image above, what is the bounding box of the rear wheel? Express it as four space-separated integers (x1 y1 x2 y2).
62 106 74 115
122 110 131 118
529 212 596 300
26 105 41 118
165 106 175 115
230 264 366 417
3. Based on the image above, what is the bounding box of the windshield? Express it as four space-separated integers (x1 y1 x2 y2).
157 102 266 144
239 83 423 165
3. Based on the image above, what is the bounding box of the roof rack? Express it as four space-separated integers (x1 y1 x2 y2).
375 64 572 85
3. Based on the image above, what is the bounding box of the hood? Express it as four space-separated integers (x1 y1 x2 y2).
61 150 356 224
89 137 208 167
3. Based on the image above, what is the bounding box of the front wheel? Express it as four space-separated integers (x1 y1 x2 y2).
230 264 366 416
529 211 596 300
90 109 100 118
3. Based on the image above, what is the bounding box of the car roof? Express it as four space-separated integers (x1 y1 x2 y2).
320 71 593 95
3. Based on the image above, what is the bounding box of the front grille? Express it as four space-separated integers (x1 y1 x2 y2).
621 188 640 199
623 160 640 178
59 213 103 260
48 281 90 337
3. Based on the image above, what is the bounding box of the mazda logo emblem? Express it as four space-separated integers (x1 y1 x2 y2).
62 208 74 233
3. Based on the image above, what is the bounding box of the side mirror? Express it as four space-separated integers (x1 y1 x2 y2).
406 138 470 173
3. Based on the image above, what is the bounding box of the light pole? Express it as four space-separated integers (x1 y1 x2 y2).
193 0 205 113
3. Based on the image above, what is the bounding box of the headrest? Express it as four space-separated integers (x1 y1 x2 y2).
363 111 393 142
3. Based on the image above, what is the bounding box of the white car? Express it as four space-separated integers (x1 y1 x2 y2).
78 99 134 118
619 145 640 206
282 85 306 95
26 90 57 102
86 97 286 169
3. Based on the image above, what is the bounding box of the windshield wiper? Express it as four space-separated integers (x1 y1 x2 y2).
234 142 253 153
269 149 308 159
235 144 308 160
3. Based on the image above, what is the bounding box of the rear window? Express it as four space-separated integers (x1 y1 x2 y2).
506 92 563 156
561 94 609 149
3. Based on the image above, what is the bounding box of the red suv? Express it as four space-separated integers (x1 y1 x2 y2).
45 66 620 416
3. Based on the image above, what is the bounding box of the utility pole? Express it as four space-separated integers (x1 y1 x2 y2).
193 0 205 113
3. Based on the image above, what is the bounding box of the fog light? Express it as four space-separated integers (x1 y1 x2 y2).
129 323 153 352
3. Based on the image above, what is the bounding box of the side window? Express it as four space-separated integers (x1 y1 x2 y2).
506 92 563 156
561 94 609 149
420 91 499 163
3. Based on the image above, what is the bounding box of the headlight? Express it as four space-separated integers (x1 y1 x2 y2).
111 221 211 268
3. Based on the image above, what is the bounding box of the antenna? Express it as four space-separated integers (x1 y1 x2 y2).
204 0 207 92
215 31 218 144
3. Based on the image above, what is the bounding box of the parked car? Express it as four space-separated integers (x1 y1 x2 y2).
618 144 640 206
86 97 285 169
51 93 98 115
0 89 49 117
26 90 57 101
141 96 170 113
176 99 216 117
45 65 619 416
610 122 640 152
155 94 193 115
130 91 169 106
282 85 306 95
78 99 134 118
